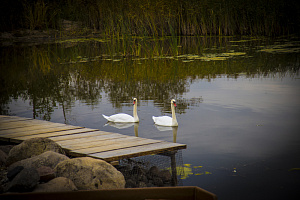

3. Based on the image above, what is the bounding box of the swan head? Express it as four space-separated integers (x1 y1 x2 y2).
171 99 177 107
133 98 137 105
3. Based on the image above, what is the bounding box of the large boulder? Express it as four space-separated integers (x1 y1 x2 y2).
55 157 125 190
6 138 65 166
8 151 69 171
7 168 40 193
32 177 77 193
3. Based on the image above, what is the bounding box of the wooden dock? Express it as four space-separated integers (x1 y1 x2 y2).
0 115 186 162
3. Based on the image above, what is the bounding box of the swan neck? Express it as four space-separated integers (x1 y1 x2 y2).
133 102 139 122
171 103 178 125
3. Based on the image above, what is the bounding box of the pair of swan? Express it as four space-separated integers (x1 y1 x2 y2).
102 98 178 127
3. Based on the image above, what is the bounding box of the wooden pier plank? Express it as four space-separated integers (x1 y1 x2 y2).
49 131 123 142
0 115 31 121
0 124 70 135
89 142 187 162
67 137 161 153
0 125 77 142
3 125 82 138
0 115 187 162
55 133 128 146
14 128 98 141
0 118 62 127
0 118 51 125
0 120 46 130
62 136 139 150
0 123 69 133
0 118 32 124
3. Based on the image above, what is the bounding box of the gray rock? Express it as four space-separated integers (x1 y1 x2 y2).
7 166 24 181
152 177 164 187
125 179 136 188
116 165 131 179
137 181 147 188
0 145 15 155
37 166 55 182
0 150 7 167
8 151 69 171
159 170 172 183
7 168 40 192
33 177 77 193
6 137 65 166
137 174 148 183
147 166 160 180
54 157 125 190
131 165 146 175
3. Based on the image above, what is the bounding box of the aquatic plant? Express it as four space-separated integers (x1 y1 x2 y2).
22 0 59 30
1 0 299 36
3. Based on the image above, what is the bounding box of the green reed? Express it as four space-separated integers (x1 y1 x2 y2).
22 0 60 30
11 0 298 37
23 0 48 30
4 0 298 58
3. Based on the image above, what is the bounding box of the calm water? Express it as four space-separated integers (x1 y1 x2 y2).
1 36 300 199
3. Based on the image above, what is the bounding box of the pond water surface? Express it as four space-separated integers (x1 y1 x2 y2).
1 36 300 200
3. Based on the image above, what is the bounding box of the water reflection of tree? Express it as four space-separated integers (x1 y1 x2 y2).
0 46 103 122
1 38 299 121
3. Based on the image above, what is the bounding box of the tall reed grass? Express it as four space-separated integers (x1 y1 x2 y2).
22 0 59 30
1 0 299 36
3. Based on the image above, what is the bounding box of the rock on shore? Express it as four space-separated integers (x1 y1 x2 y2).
55 157 126 190
0 137 126 194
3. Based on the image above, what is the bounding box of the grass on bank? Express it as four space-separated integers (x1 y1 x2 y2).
1 0 299 37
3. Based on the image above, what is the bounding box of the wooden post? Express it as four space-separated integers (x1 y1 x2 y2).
159 150 178 186
170 151 178 186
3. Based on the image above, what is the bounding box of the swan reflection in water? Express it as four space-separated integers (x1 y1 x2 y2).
104 122 139 137
154 125 178 143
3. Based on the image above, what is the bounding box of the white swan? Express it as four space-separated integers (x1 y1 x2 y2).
152 99 178 126
102 98 139 123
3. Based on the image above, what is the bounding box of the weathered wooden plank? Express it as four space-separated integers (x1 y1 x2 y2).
70 138 163 155
0 117 32 123
6 126 82 139
0 115 30 119
61 136 134 150
0 118 46 125
0 120 62 130
61 137 131 150
0 115 22 118
89 142 187 162
15 128 97 141
63 136 146 150
0 124 32 130
0 126 71 142
0 117 58 125
0 117 35 124
49 131 123 142
56 134 128 147
0 123 69 135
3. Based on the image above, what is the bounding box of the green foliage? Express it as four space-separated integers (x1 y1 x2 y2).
22 0 59 30
2 0 299 35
